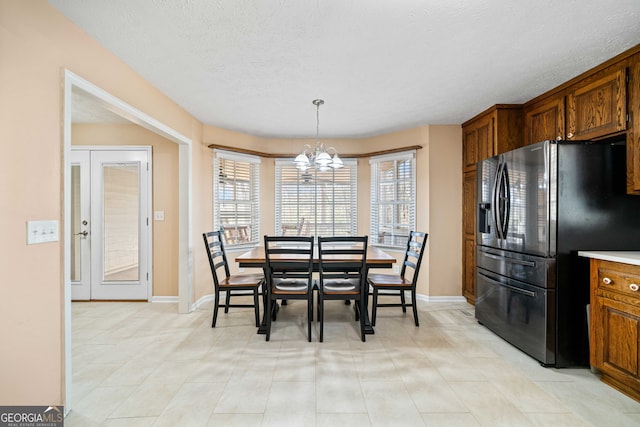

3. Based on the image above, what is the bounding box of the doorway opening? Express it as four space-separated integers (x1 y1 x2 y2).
63 70 193 414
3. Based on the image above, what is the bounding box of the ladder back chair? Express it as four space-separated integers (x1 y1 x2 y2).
263 235 315 342
317 236 368 342
203 231 264 327
368 231 428 326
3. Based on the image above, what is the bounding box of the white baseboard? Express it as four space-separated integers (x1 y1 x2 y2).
150 296 179 303
415 294 468 303
177 292 467 311
193 294 214 310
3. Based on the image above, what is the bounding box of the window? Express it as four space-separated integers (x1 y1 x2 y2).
370 151 416 248
213 150 260 246
275 159 357 238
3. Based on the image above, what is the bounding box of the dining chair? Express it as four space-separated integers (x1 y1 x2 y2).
281 217 306 236
317 236 368 342
368 231 428 327
263 235 315 342
202 231 264 327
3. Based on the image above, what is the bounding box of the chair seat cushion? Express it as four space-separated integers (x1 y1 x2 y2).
223 274 264 286
367 273 411 287
273 279 309 293
322 279 359 293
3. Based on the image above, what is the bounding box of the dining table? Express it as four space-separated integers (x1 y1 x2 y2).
235 245 396 335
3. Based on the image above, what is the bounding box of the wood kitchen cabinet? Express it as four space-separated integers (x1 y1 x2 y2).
627 53 640 194
589 258 640 403
463 105 523 166
461 105 522 304
462 170 476 303
566 63 627 141
524 95 565 146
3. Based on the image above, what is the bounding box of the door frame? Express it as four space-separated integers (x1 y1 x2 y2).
63 70 193 414
71 146 153 301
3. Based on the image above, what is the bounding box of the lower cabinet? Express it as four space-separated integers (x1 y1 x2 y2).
589 258 640 402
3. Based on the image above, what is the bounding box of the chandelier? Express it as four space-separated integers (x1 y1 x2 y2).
294 99 343 171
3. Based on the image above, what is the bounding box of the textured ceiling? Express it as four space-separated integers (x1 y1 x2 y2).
52 0 640 138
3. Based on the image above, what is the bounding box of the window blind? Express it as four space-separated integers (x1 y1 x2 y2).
275 159 357 238
370 150 416 248
213 150 260 246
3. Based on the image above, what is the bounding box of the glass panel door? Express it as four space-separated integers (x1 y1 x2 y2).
90 150 149 300
102 163 140 282
69 148 150 301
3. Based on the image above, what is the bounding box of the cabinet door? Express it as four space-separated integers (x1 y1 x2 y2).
601 300 640 377
525 96 565 145
463 237 476 303
476 114 493 161
463 127 478 171
463 170 476 237
463 113 495 171
567 66 627 140
627 54 640 194
462 170 477 303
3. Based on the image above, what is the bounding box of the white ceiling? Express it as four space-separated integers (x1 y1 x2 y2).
52 0 640 138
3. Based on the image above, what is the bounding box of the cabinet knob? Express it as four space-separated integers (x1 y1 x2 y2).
602 277 612 285
556 136 562 141
630 283 639 292
567 132 574 139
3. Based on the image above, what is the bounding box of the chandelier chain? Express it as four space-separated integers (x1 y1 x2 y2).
294 99 342 171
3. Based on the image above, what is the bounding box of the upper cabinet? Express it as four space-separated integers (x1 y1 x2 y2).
463 112 491 171
627 54 640 194
524 63 628 145
521 46 640 193
566 64 627 141
462 105 523 170
524 95 565 146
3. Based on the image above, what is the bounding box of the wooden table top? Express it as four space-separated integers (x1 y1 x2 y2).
235 245 396 266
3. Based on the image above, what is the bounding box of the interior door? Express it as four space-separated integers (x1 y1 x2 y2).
70 148 151 300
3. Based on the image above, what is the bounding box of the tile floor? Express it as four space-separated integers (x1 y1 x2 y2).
66 298 640 426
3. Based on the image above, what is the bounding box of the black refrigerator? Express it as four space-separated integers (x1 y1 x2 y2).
475 139 640 367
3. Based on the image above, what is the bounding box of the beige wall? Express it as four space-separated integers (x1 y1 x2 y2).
0 0 206 406
428 126 463 296
72 124 179 296
203 125 463 298
0 0 463 408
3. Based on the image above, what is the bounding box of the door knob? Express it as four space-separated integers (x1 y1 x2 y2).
74 230 88 237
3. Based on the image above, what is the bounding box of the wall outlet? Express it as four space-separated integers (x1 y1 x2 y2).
239 267 245 273
393 264 399 273
27 220 59 244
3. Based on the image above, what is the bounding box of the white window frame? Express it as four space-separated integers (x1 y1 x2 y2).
370 150 416 248
213 150 261 248
275 159 358 238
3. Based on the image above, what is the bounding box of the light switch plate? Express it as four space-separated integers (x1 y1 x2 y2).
154 211 165 221
27 220 59 244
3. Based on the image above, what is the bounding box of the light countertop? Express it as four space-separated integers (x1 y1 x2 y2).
578 251 640 266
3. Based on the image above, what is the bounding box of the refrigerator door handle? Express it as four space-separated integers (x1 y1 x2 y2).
478 272 537 298
492 162 504 240
483 253 536 267
502 163 511 238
